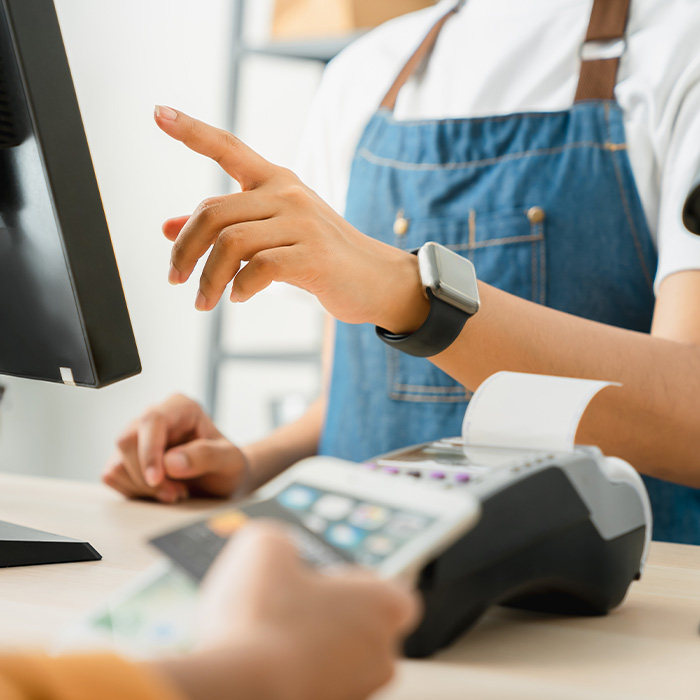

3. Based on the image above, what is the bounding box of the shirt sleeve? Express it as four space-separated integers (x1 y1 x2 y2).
293 18 420 217
651 14 700 291
294 54 360 216
0 654 187 700
293 4 449 218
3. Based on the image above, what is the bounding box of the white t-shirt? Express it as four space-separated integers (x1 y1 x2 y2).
296 0 700 292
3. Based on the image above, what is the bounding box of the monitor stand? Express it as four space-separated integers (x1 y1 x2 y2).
0 519 101 568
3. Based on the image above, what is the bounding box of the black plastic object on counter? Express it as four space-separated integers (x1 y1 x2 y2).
403 462 645 657
0 520 100 569
0 0 140 387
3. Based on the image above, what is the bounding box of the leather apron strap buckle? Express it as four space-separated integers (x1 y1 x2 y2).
379 0 633 112
575 0 632 102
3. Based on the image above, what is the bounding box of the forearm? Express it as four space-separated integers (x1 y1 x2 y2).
155 107 700 486
432 283 700 485
242 395 326 490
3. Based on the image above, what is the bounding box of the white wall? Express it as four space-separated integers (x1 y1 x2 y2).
0 0 325 480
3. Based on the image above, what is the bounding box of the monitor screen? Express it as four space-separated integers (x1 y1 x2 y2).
0 0 140 388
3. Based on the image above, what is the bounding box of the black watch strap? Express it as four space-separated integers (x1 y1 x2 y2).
375 288 469 358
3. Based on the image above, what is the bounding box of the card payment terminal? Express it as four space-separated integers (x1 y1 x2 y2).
151 438 650 658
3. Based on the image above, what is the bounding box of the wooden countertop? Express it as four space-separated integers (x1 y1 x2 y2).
0 473 698 699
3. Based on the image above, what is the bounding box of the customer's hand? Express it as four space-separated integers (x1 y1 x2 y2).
102 394 248 503
154 105 429 336
152 523 420 700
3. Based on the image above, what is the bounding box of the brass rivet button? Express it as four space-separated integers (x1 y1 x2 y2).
394 210 410 236
527 206 546 224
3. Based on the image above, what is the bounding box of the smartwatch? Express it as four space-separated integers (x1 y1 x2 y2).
376 242 480 358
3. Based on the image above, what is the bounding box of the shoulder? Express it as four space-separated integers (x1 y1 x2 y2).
631 2 700 288
295 3 452 212
627 0 700 69
319 3 450 105
620 0 700 151
631 0 700 28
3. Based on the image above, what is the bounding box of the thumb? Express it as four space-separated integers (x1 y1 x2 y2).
154 105 274 190
162 437 238 481
202 522 303 604
197 522 302 647
219 522 302 578
162 215 190 242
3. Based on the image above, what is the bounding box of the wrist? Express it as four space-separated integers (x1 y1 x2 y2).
240 400 325 491
240 441 298 492
234 445 271 496
372 248 429 334
232 448 253 498
375 243 481 358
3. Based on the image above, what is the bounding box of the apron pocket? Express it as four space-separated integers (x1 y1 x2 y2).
388 206 546 403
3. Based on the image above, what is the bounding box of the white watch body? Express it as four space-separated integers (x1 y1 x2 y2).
417 242 480 316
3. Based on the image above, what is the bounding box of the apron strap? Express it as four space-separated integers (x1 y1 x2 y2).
379 4 462 112
380 0 630 110
574 0 632 102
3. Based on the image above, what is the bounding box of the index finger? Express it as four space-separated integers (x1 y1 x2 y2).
154 106 274 190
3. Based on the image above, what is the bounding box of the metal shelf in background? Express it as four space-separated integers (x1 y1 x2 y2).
241 32 365 63
215 351 322 364
204 0 359 418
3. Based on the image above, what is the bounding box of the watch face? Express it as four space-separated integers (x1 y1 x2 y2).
419 242 480 315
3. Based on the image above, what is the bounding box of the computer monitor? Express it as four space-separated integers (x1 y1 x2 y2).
0 0 141 566
0 0 140 387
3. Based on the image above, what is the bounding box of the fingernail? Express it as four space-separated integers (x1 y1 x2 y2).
165 451 189 474
230 289 240 303
168 263 181 285
145 466 160 487
155 105 178 121
195 291 208 311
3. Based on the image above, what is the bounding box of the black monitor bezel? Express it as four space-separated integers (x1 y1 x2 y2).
0 0 141 388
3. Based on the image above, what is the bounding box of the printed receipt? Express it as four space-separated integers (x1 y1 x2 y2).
462 372 620 454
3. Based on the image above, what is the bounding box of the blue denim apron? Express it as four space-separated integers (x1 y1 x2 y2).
319 2 700 544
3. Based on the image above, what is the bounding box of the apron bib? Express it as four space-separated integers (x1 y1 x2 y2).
319 0 700 544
